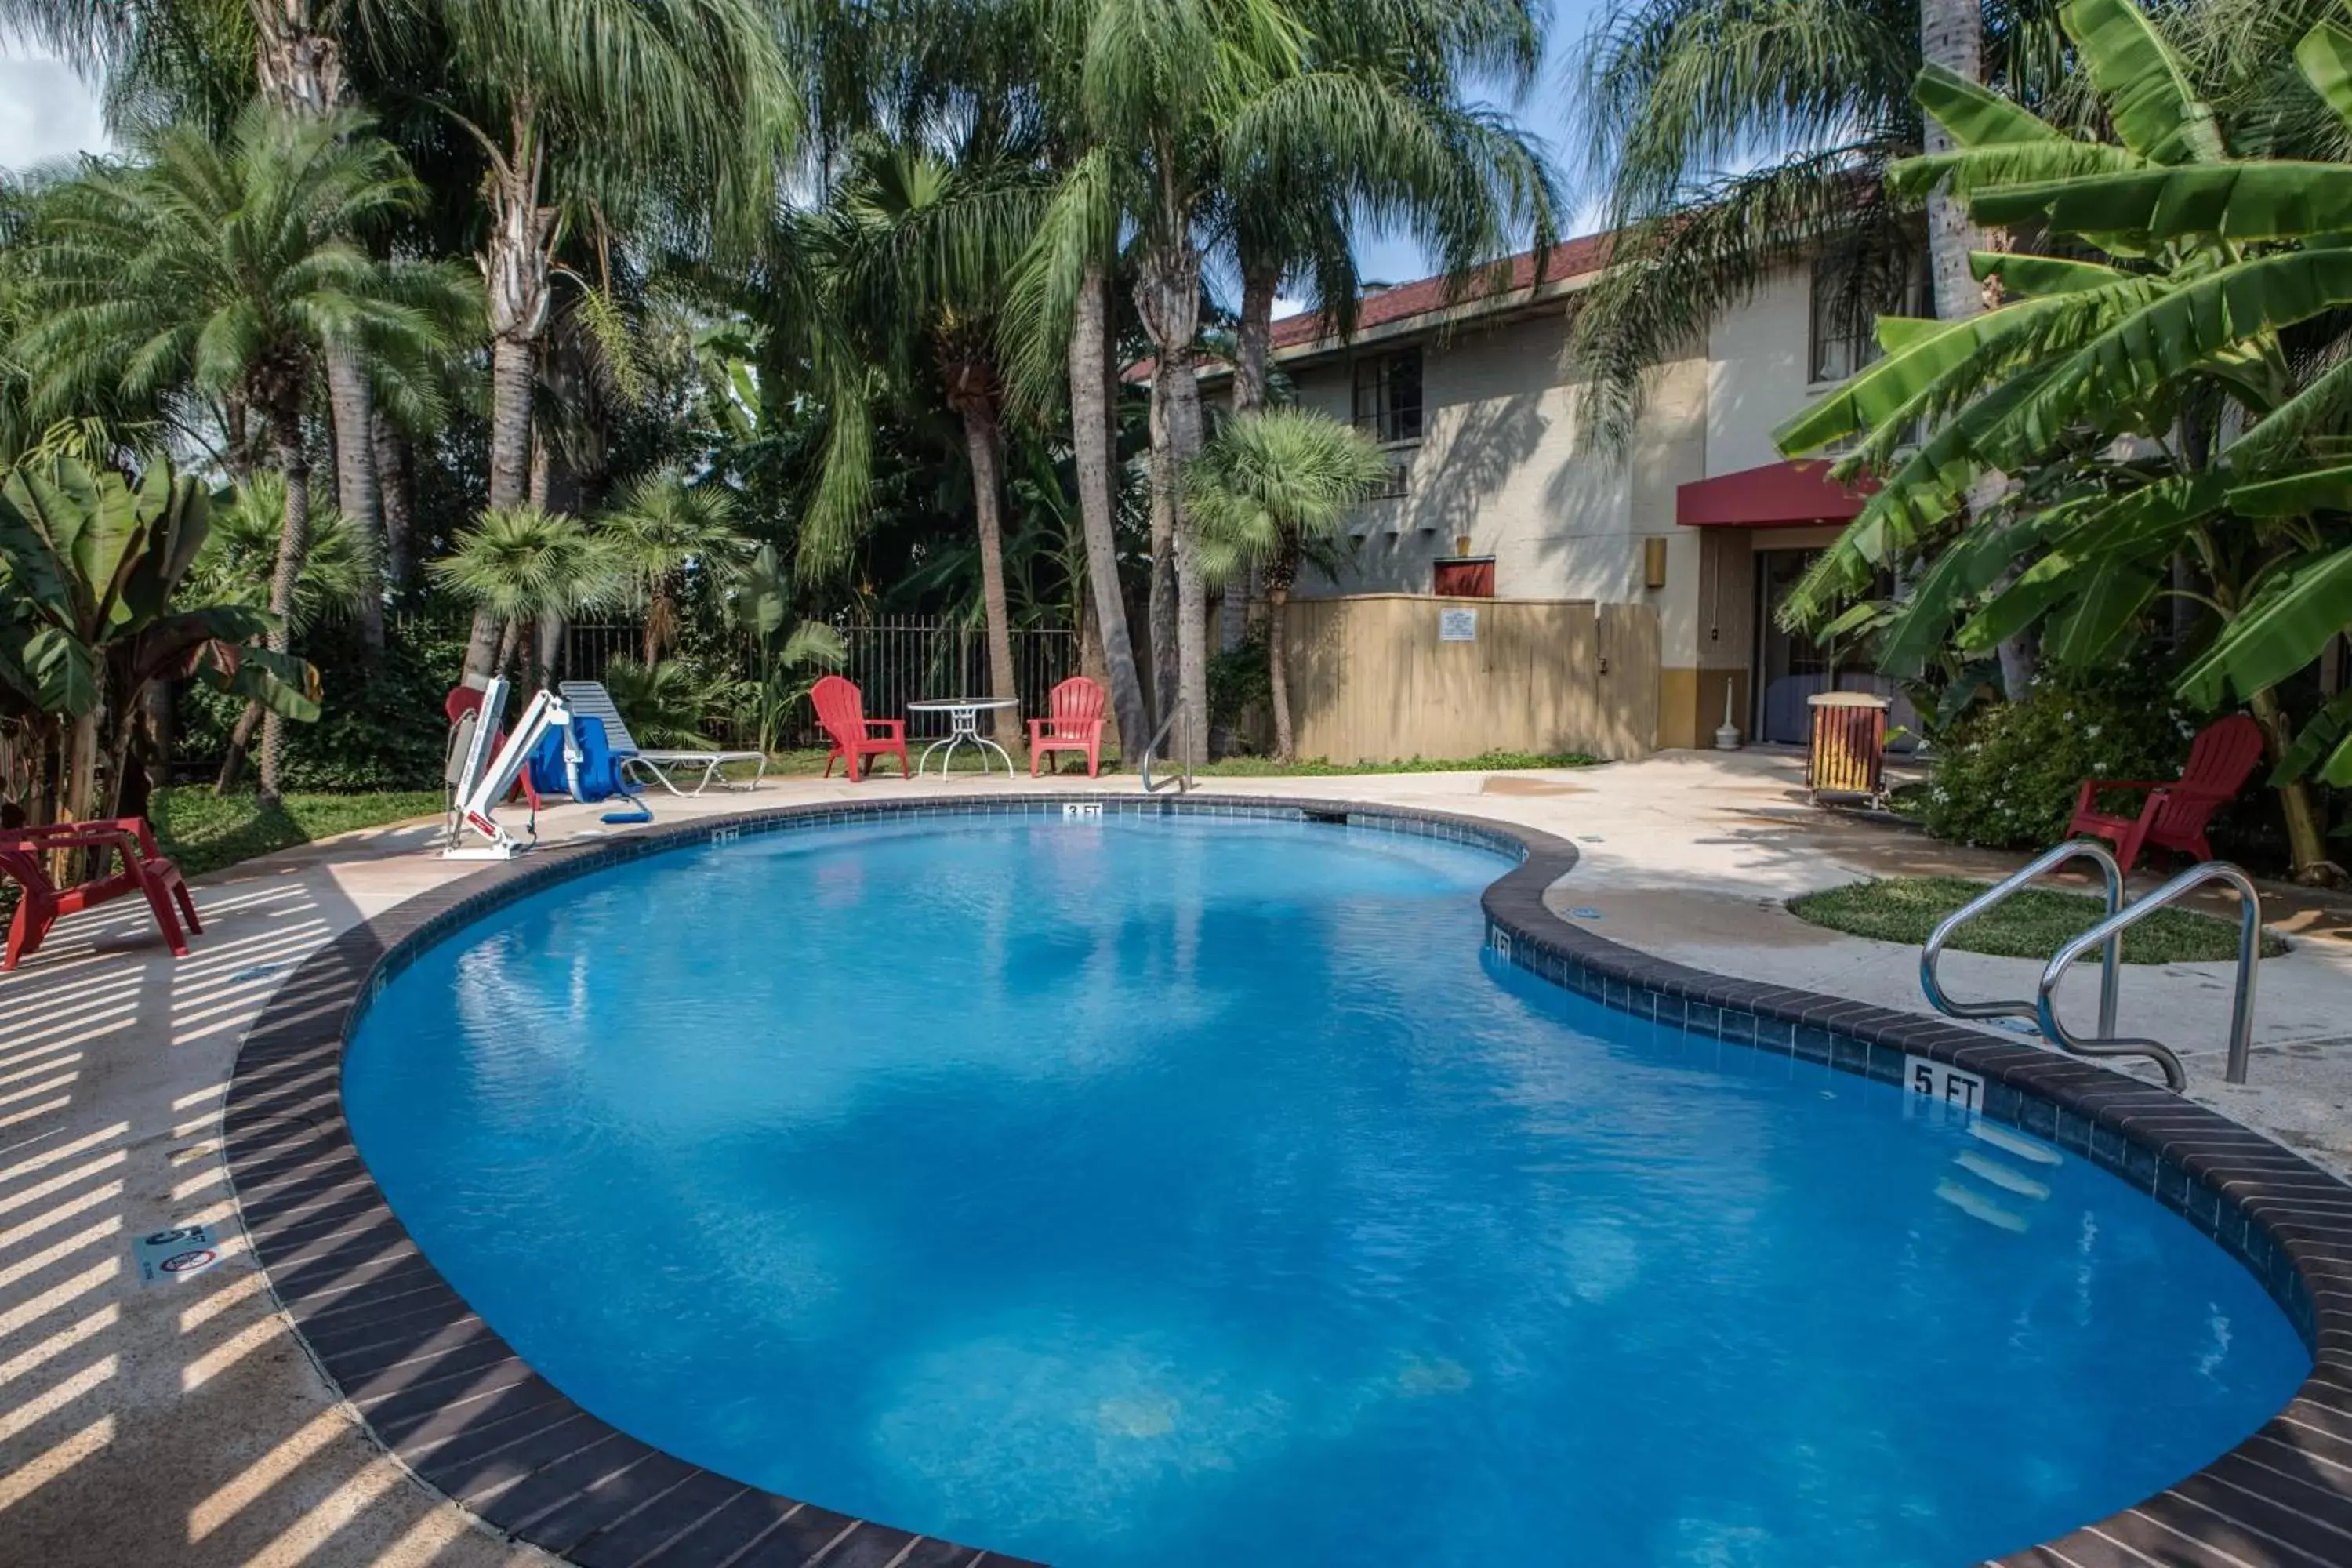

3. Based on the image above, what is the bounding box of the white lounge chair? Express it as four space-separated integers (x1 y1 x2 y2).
557 681 768 797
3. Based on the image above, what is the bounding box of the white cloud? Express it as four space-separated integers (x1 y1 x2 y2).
0 48 111 174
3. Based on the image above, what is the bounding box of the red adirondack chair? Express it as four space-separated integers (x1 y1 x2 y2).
812 675 909 781
2 817 202 971
2067 713 2266 873
1030 676 1108 777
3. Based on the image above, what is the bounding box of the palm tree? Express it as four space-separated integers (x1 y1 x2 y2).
384 0 797 680
9 103 470 802
1187 408 1390 760
4 0 430 654
599 468 754 665
802 140 1047 748
1017 0 1559 761
1565 0 2080 454
428 504 626 688
181 470 376 786
1218 0 1561 416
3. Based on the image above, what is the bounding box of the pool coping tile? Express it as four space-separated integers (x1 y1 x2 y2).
223 791 2352 1567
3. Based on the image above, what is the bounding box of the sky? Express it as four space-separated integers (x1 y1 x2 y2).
0 0 1605 297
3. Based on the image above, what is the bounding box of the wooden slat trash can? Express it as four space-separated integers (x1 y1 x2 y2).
1807 691 1889 800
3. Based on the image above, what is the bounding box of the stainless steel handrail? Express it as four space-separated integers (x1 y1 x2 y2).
1139 700 1193 794
2038 862 2263 1089
1921 839 2125 1038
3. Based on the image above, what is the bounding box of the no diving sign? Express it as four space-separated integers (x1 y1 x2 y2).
135 1225 221 1284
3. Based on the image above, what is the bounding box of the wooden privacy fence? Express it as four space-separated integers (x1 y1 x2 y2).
1280 595 1658 764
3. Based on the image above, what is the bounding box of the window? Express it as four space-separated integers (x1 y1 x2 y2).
1352 347 1424 444
1369 452 1412 499
1808 258 1929 385
1433 557 1494 598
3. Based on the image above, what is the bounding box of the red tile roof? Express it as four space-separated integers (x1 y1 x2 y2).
1123 231 1618 383
1269 232 1616 351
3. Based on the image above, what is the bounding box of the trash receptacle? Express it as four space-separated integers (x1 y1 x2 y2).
1807 691 1889 800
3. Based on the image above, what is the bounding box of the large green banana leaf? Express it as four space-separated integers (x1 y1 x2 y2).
1991 250 2352 456
1974 163 2352 244
20 626 99 717
1776 283 2147 456
2271 687 2352 786
2227 463 2352 516
187 641 322 721
2044 561 2161 663
2178 543 2352 706
2060 0 2225 165
2296 20 2352 138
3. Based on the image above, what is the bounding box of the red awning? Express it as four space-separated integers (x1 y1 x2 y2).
1675 460 1875 528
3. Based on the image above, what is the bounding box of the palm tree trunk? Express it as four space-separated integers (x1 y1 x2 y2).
1070 261 1150 761
258 413 313 806
254 13 343 115
1165 368 1210 764
1266 584 1295 763
1218 257 1283 657
1918 0 2032 698
1233 257 1279 417
215 702 262 793
1135 227 1210 763
326 347 386 655
1145 376 1179 724
535 613 564 688
471 106 555 682
374 413 416 592
959 402 1022 750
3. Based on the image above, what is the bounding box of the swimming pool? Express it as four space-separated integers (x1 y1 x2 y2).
343 811 2308 1566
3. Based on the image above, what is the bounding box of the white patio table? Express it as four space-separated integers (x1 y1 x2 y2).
908 697 1019 779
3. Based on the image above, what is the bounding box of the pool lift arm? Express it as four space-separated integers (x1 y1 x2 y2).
445 678 570 860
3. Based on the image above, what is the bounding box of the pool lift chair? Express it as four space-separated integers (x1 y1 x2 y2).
445 677 571 861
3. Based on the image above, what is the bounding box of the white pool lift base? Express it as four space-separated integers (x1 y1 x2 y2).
444 677 570 860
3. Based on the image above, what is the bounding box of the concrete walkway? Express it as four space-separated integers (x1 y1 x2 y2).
3 750 2347 1566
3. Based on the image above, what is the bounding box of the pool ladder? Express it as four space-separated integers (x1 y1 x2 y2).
1139 701 1195 795
1918 839 2264 1091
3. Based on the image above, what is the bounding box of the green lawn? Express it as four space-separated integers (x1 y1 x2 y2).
1789 874 2284 964
154 787 448 879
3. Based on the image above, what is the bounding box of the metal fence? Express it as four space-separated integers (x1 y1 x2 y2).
390 612 1080 750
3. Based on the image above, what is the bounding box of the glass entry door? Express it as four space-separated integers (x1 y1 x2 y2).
1755 550 1831 744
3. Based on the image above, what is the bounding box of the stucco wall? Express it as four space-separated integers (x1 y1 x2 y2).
1704 267 1817 477
1268 260 1824 749
1290 309 1701 617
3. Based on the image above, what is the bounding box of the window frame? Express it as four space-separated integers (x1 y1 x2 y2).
1352 347 1425 446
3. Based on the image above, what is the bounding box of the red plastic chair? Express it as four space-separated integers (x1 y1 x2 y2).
2067 713 2266 873
2 817 202 971
811 675 909 781
1030 676 1107 777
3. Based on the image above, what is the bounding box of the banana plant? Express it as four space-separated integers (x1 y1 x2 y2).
731 543 846 756
1773 0 2352 880
0 454 321 831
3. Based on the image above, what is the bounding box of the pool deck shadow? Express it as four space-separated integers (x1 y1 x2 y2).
5 754 2352 1566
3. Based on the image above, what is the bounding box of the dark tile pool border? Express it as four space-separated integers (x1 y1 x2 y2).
223 793 2352 1568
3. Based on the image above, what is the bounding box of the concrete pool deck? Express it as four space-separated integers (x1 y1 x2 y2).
5 748 2350 1566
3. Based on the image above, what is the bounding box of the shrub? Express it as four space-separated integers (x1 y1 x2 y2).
180 616 469 792
1208 639 1271 749
1922 672 2196 850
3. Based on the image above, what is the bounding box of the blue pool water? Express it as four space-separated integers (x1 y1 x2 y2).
345 816 2307 1566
